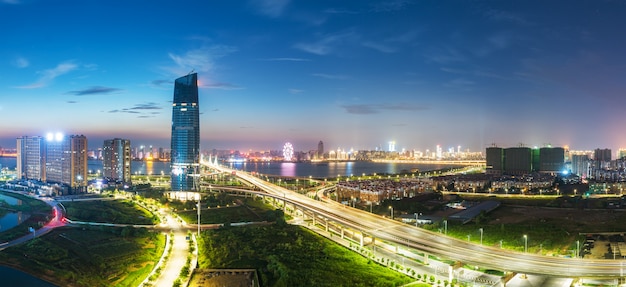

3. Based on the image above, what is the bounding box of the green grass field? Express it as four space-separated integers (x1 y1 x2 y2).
177 197 277 224
196 223 413 287
64 199 158 225
0 226 164 287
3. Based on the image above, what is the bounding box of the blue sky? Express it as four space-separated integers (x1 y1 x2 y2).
1 0 626 153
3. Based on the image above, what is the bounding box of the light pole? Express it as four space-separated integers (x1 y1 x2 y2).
576 240 580 258
389 206 394 219
197 196 201 236
524 234 528 253
467 234 471 242
479 228 483 245
444 220 447 235
414 213 422 227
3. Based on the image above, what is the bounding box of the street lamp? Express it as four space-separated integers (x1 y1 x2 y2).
443 220 447 235
414 213 422 227
479 228 483 245
389 206 394 219
467 234 471 242
576 240 580 258
197 196 201 236
524 234 528 253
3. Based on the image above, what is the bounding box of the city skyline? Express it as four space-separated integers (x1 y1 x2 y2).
2 1 626 152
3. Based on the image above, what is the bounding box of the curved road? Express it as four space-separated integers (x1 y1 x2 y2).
206 162 626 278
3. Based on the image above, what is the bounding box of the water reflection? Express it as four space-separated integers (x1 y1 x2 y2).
0 212 28 232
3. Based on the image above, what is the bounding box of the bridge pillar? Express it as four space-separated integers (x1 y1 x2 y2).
423 252 429 264
325 220 329 232
448 265 453 283
312 213 316 227
395 245 398 254
340 227 344 239
360 232 364 247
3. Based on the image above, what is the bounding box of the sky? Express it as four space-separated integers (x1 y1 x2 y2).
1 0 626 154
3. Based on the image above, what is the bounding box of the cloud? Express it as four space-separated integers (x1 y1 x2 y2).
107 102 162 116
425 47 466 64
68 86 122 96
312 73 349 80
288 88 303 94
202 81 243 90
260 57 311 62
341 103 428 114
324 8 359 14
66 101 77 104
212 108 219 112
16 61 77 89
362 41 396 53
440 67 510 81
484 9 531 26
152 79 172 87
474 33 512 57
165 45 237 76
128 102 162 110
249 0 289 18
294 30 358 55
370 0 412 12
13 57 29 68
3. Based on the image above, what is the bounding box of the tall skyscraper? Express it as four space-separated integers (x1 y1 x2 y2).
103 138 131 183
45 133 88 193
317 140 324 159
171 73 200 191
485 146 503 175
594 148 612 170
538 147 565 173
16 136 46 181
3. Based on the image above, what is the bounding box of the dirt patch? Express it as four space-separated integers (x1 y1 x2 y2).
488 205 626 233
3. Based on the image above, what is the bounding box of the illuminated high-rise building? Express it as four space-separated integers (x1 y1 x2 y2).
317 140 324 159
485 146 503 175
170 73 200 191
538 147 565 173
16 136 46 181
594 148 612 170
103 138 131 183
45 133 88 193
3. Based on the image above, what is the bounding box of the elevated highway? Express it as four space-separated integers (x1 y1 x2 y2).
203 162 626 279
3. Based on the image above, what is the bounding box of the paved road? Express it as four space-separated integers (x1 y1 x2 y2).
152 213 191 287
0 191 66 251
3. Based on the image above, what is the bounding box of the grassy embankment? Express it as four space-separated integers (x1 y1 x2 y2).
0 226 165 287
0 197 164 286
63 199 158 225
0 191 53 242
177 196 278 224
178 194 412 286
196 223 414 287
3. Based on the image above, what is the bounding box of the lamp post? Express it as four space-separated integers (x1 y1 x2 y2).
444 220 447 235
414 213 422 227
467 234 471 242
479 228 483 245
576 240 580 258
389 206 394 219
197 196 201 236
524 235 528 253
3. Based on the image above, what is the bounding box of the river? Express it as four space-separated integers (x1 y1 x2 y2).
0 266 57 287
1 157 462 178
